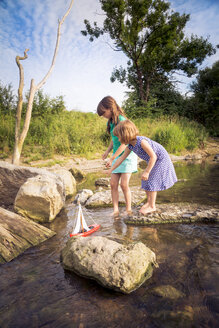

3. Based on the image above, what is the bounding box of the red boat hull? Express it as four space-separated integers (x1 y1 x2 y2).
70 224 100 237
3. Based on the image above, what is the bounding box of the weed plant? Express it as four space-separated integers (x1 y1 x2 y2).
0 111 208 159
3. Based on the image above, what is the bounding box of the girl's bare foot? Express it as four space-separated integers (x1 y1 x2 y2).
139 206 156 215
110 211 120 219
140 203 149 210
122 210 133 218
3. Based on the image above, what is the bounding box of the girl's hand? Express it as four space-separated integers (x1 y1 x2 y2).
142 171 150 181
102 151 109 160
105 158 113 168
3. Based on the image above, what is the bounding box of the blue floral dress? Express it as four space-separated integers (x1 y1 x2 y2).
110 115 137 173
128 136 177 191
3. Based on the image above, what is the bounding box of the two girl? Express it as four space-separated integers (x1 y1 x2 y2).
101 117 177 215
97 96 137 218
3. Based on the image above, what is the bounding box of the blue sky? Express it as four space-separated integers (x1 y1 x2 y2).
0 0 218 112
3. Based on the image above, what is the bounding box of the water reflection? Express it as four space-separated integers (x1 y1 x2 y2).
0 161 218 328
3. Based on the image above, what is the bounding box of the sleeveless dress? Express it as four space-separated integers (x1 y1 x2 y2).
110 115 137 174
128 136 177 191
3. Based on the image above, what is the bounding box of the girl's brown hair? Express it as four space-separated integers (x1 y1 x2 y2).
97 96 126 133
113 120 139 144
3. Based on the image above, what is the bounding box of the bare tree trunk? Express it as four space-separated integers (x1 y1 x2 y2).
12 0 74 165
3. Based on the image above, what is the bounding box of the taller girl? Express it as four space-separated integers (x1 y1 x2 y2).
97 96 137 218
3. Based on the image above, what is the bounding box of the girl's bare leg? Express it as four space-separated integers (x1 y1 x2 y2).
110 173 121 216
120 173 132 213
140 191 157 214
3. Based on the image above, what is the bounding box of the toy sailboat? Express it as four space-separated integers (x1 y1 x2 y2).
70 202 100 237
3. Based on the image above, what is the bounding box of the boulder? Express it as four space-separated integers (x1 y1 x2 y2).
85 186 146 208
0 161 64 207
49 168 76 197
0 207 55 264
14 174 65 222
61 236 157 294
74 189 93 205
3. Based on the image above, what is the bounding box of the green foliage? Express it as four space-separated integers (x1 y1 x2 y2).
82 0 215 107
0 114 15 152
184 61 219 136
133 116 208 153
0 81 16 114
23 90 66 118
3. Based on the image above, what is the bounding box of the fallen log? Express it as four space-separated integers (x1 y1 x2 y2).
0 207 56 264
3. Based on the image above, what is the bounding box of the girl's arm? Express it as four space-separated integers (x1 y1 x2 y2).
141 139 157 180
105 143 126 167
104 147 131 174
102 140 113 160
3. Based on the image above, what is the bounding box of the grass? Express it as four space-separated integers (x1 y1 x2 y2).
0 111 208 161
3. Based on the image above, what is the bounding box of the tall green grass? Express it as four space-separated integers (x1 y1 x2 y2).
134 116 208 154
0 111 208 160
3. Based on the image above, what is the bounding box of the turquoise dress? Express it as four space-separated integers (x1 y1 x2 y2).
110 115 137 173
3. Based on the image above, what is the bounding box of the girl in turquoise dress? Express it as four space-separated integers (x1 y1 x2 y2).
97 96 137 218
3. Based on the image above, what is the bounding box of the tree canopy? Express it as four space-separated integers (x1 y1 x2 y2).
82 0 216 108
184 60 219 135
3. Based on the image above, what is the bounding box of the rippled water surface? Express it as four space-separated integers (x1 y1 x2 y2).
0 161 218 328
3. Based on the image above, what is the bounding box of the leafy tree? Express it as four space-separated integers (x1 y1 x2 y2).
23 90 66 118
0 81 16 114
185 61 219 135
82 0 216 112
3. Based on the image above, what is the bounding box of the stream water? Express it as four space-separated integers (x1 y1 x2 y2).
0 160 218 328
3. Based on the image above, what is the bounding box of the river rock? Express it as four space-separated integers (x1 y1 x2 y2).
95 178 111 188
0 161 65 207
49 168 76 197
149 285 185 299
74 189 93 205
69 167 86 182
0 207 55 264
124 203 219 225
61 236 157 294
14 174 65 222
85 186 146 208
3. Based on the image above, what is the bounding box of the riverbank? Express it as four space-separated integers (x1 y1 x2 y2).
3 137 219 173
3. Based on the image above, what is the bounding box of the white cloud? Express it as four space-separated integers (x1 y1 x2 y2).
0 0 218 112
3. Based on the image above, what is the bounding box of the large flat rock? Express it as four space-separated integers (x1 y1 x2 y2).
124 203 219 225
0 207 56 264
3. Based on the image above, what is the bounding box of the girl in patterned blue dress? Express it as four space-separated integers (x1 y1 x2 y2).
97 96 137 218
104 120 177 215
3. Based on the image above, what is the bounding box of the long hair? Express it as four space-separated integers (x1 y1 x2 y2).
97 96 126 133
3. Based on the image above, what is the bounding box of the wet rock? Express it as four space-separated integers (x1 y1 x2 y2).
0 207 55 264
85 186 146 208
69 167 86 182
124 203 219 225
61 236 157 294
95 178 110 188
14 174 65 222
149 285 185 299
74 189 93 205
48 168 76 197
185 154 203 160
213 154 219 162
0 161 61 207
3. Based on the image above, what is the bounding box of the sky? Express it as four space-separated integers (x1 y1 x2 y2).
0 0 218 113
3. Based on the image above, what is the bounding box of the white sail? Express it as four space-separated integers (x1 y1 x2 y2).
73 203 90 234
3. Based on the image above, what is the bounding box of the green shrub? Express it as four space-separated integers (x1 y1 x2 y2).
153 123 187 153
